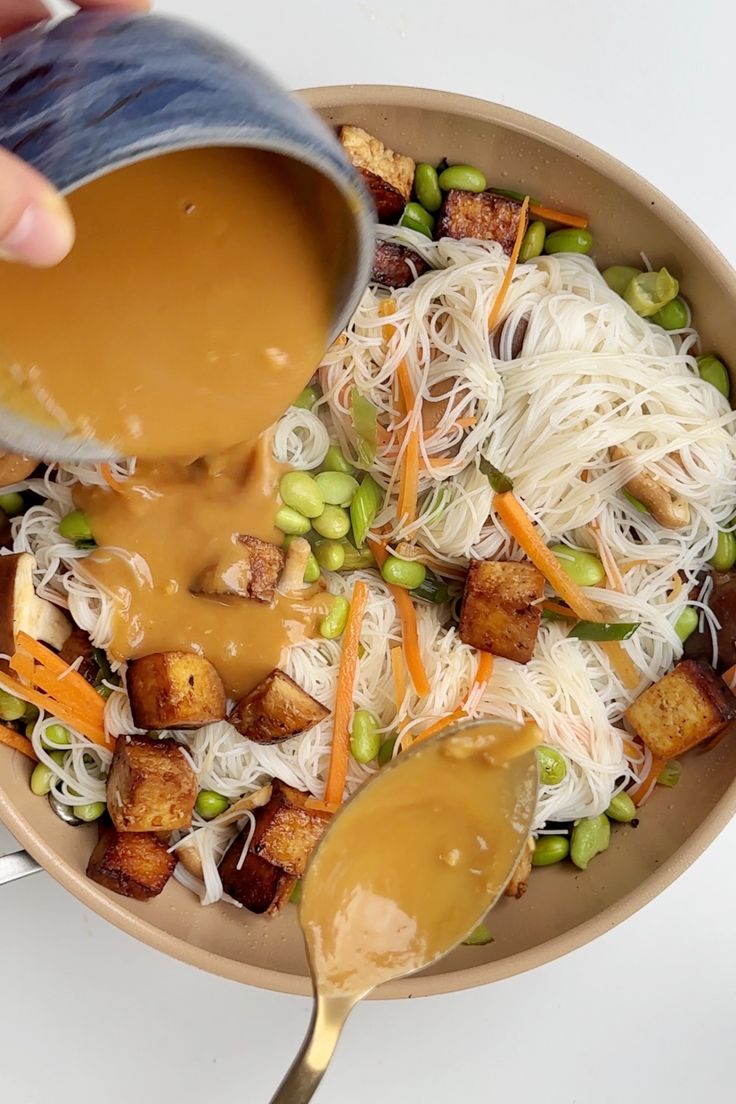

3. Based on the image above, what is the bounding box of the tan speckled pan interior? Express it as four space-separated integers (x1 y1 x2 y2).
2 87 736 998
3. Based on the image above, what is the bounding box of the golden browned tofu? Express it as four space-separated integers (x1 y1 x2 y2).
625 658 736 758
229 668 329 745
459 560 544 664
219 835 293 914
192 535 284 603
371 240 429 288
250 780 330 877
436 190 523 254
127 650 226 729
339 125 414 222
504 836 534 899
86 825 176 900
107 735 197 831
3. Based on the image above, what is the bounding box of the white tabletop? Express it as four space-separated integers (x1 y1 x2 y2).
4 1 736 1101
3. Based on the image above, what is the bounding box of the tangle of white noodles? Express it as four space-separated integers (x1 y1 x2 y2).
272 406 329 470
6 236 736 907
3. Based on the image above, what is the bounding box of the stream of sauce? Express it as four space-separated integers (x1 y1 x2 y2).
76 437 332 697
0 147 336 458
300 719 539 999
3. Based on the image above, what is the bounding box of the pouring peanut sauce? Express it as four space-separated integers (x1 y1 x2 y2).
269 719 539 1103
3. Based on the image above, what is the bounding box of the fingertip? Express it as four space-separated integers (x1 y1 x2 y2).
0 189 75 267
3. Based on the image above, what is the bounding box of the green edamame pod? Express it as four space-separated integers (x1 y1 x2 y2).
195 790 230 820
0 689 26 722
378 732 399 766
438 164 487 193
0 491 25 517
321 445 355 476
602 265 642 297
462 922 493 946
350 710 381 764
279 472 324 519
624 268 678 318
414 163 442 212
381 555 427 590
518 220 546 262
58 509 94 544
312 505 350 540
536 745 567 786
657 760 681 788
549 543 605 587
314 471 359 507
697 354 731 399
570 814 611 870
315 541 346 572
651 296 689 331
293 385 320 410
606 792 637 823
531 835 569 866
544 228 592 255
400 202 435 238
319 596 350 639
72 801 106 822
275 506 312 536
710 530 736 572
303 552 321 583
674 606 699 643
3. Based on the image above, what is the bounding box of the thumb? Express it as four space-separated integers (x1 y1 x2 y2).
0 146 75 265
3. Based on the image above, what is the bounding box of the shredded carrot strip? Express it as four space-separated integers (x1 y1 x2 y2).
623 737 644 761
587 518 625 593
487 195 530 332
395 359 420 525
598 641 641 690
99 462 129 493
324 580 369 805
368 540 430 697
542 600 576 619
494 492 602 621
304 797 338 816
0 724 37 761
20 666 103 726
619 559 650 572
631 755 666 807
0 671 112 751
9 650 35 683
15 633 105 724
416 651 493 744
475 650 494 686
390 646 406 713
529 202 589 230
722 663 736 692
455 416 477 429
417 707 465 744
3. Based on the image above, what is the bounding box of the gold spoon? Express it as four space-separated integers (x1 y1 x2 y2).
268 716 540 1104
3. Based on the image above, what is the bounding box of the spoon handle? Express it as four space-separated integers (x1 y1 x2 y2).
268 992 356 1104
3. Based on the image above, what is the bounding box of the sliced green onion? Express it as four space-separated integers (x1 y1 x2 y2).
412 571 450 604
479 457 513 493
351 389 379 468
657 760 681 788
339 543 376 571
349 474 383 547
489 187 540 205
568 620 640 641
622 489 649 514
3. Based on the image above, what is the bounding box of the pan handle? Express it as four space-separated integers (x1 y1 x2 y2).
0 848 42 886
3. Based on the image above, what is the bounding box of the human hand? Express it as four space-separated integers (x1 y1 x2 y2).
0 0 151 265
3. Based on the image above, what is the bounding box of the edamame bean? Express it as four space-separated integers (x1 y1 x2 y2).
518 220 546 262
0 491 25 517
462 922 493 946
536 745 567 786
58 509 94 543
570 814 611 870
195 790 230 820
350 710 381 764
651 296 689 331
658 760 681 788
438 164 487 193
544 228 593 255
709 530 736 572
312 504 351 540
606 792 637 823
73 801 106 822
674 606 699 643
378 732 398 766
41 723 71 748
0 689 26 722
697 354 730 399
319 596 350 639
414 163 442 212
279 472 324 519
531 835 569 866
321 445 354 475
623 268 678 318
400 201 435 238
293 385 319 410
381 556 426 590
316 541 346 572
24 703 39 723
275 505 312 536
602 265 642 297
303 552 321 584
30 762 56 796
314 471 359 507
549 543 606 587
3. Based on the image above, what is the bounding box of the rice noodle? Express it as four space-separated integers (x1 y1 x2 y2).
8 238 736 908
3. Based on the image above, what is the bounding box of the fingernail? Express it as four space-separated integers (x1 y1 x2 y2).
0 190 75 266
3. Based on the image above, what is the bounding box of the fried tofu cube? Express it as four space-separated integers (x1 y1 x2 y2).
250 780 330 877
192 535 284 603
86 825 176 901
228 668 329 745
219 835 295 915
371 240 429 288
107 735 197 831
436 190 523 254
127 650 226 730
339 124 415 222
459 560 544 664
504 836 534 899
625 658 736 758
